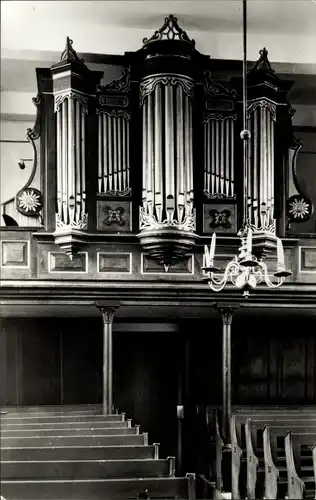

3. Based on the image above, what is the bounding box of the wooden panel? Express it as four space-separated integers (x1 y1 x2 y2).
98 252 132 273
114 329 178 459
203 202 237 234
0 320 20 406
97 200 132 232
233 320 269 404
299 246 316 273
18 319 61 405
232 317 316 405
62 319 102 405
1 240 29 267
49 252 87 273
141 254 194 275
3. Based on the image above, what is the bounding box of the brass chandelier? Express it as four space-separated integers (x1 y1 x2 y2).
202 0 292 297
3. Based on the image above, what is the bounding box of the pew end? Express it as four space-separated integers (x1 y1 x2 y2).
263 425 280 499
231 414 243 500
245 418 259 500
285 431 305 500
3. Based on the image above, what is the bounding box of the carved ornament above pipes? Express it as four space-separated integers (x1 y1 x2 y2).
142 14 195 46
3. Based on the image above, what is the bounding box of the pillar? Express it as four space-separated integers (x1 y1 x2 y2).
96 302 120 415
216 305 237 445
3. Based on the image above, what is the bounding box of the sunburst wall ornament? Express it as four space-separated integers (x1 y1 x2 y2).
16 188 43 216
287 195 313 222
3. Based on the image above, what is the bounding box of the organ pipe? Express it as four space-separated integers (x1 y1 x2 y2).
203 114 236 199
246 101 276 231
97 111 131 196
139 75 195 230
55 95 87 229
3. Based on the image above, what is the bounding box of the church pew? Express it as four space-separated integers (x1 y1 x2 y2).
232 406 316 413
0 433 149 447
0 425 139 438
0 414 127 424
1 456 176 480
285 432 316 499
263 425 316 499
0 473 196 500
0 404 104 414
1 443 160 462
0 419 130 430
246 420 316 499
231 413 316 500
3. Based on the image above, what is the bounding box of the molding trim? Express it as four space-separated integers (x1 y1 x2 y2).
48 251 88 273
1 240 30 268
298 246 316 274
140 253 194 276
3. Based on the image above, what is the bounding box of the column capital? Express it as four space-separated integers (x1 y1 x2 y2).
96 302 120 324
215 303 239 326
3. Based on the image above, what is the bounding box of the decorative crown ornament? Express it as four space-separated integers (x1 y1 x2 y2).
60 37 84 64
143 14 195 46
248 47 279 79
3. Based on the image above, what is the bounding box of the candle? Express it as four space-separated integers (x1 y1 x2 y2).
210 232 216 262
277 238 285 267
246 228 252 254
204 245 209 266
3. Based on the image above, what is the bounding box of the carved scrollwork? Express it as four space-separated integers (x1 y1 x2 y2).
140 74 194 105
247 99 277 122
97 66 130 93
139 207 196 232
204 72 237 98
142 14 195 46
96 109 131 120
100 188 132 197
56 213 88 230
203 113 237 123
204 192 237 200
54 91 88 113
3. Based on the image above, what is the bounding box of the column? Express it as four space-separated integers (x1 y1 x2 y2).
216 305 237 445
96 302 120 415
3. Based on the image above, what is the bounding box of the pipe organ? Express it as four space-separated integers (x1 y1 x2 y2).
13 17 300 267
203 73 237 200
246 100 276 231
54 92 88 229
51 38 102 256
139 75 195 229
203 114 236 199
97 67 131 197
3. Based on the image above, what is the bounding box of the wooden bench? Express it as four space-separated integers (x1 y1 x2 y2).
0 425 139 438
230 410 316 500
1 456 176 480
263 425 316 499
285 432 316 499
0 473 197 499
0 432 149 448
1 443 160 462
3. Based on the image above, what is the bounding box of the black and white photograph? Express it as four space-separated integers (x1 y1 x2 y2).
0 1 316 498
